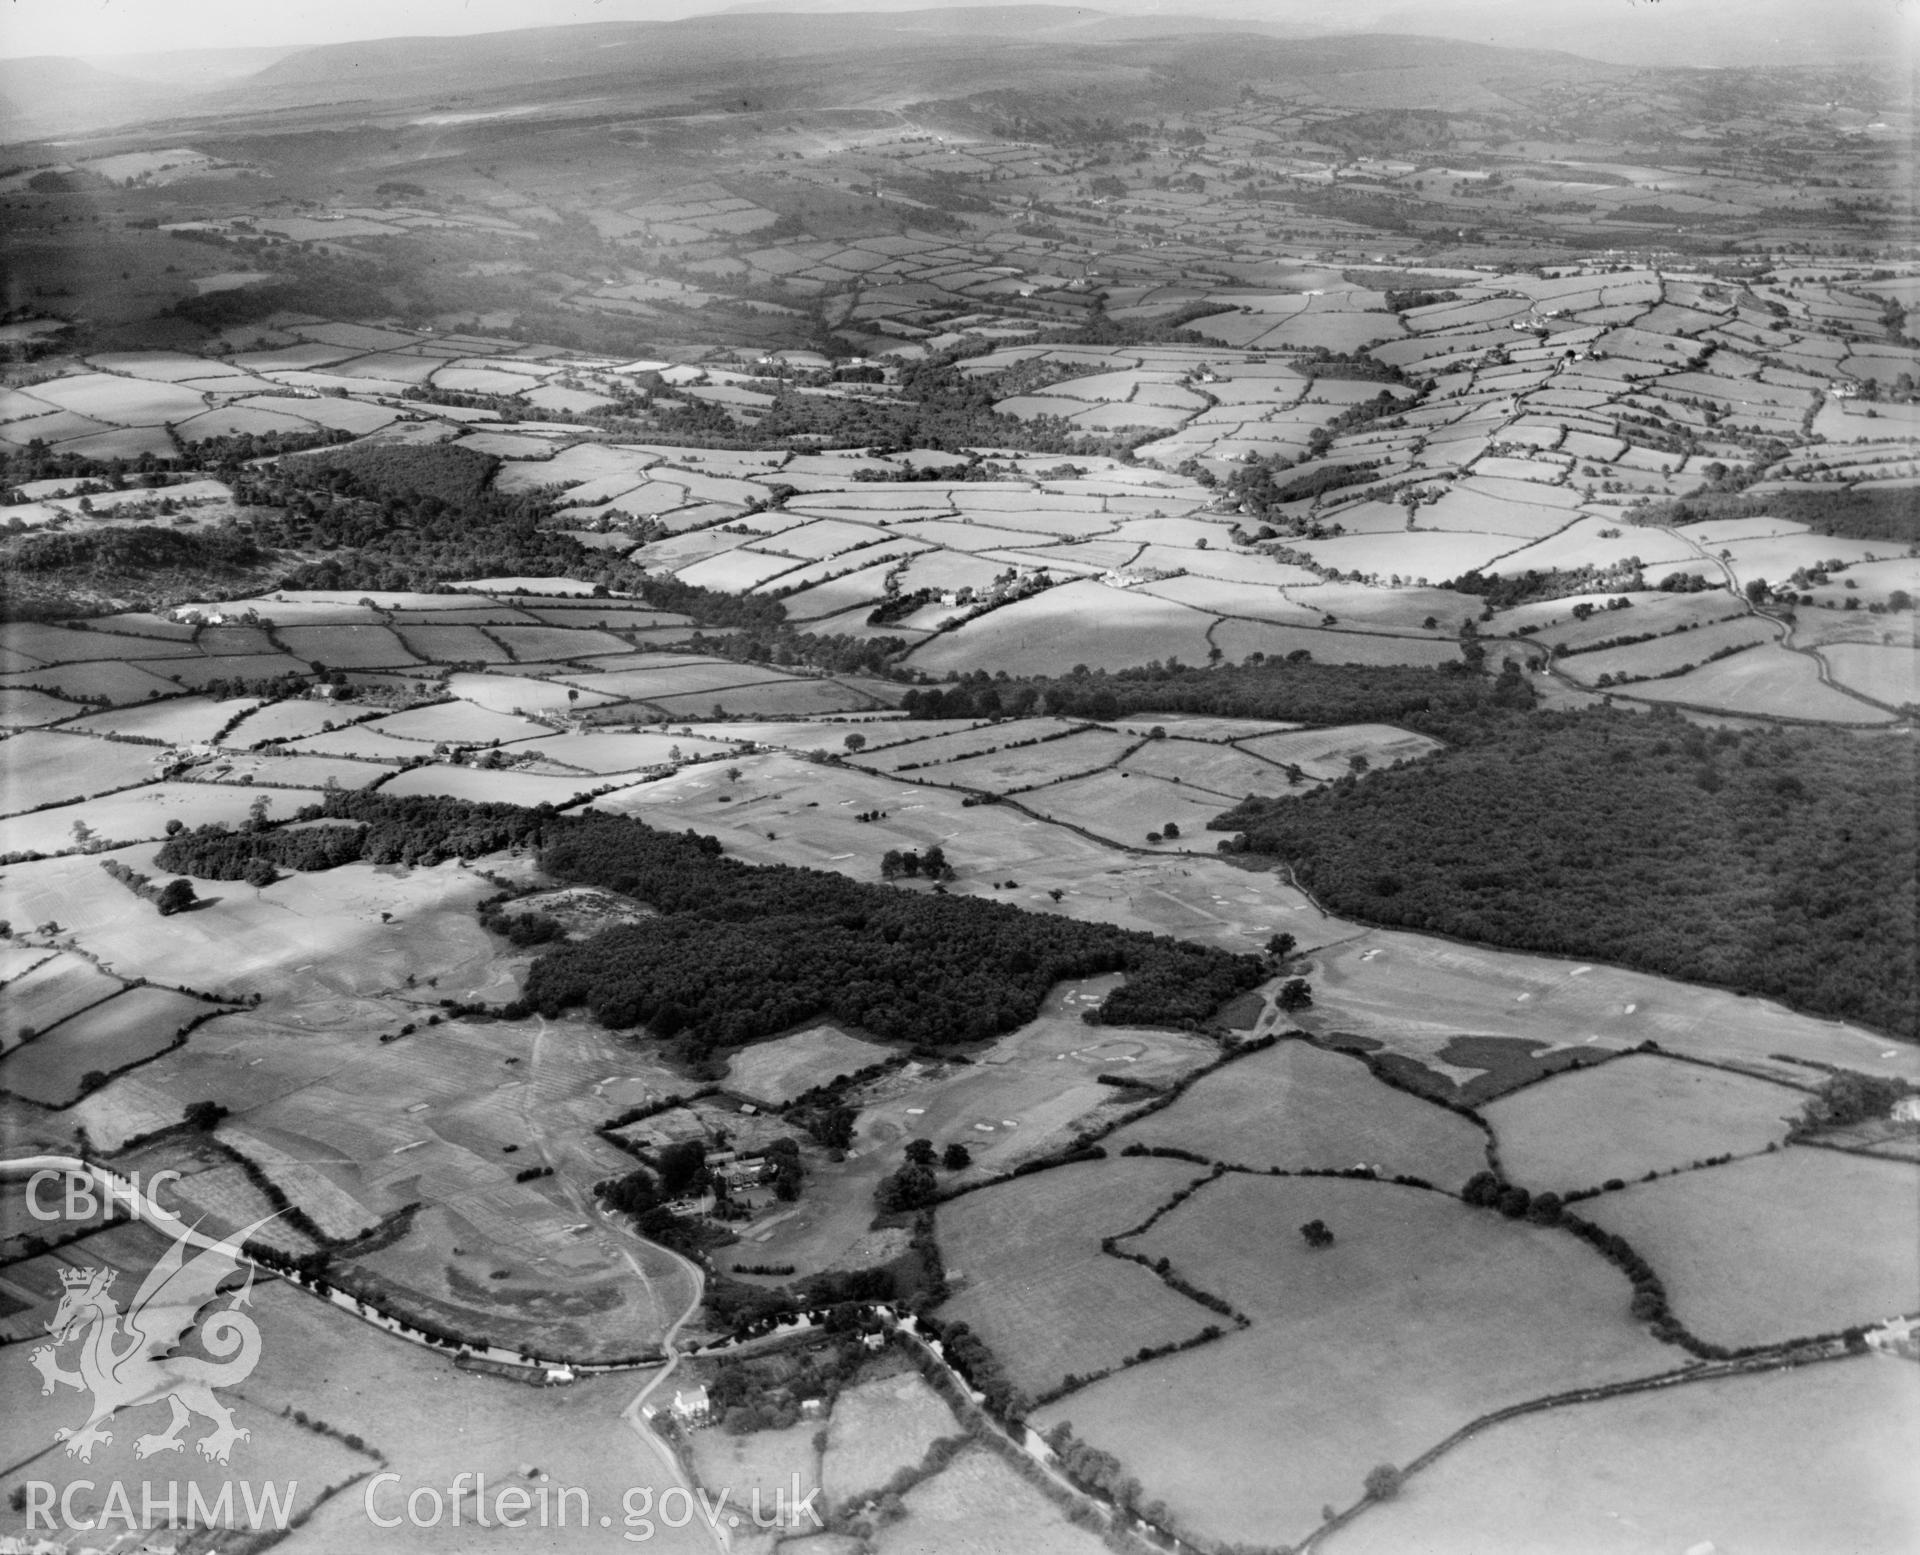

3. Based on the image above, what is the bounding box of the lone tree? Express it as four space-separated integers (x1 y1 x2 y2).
844 732 866 753
904 1138 937 1167
1300 1218 1335 1249
156 878 197 917
1266 932 1297 960
1277 977 1313 1011
942 1142 972 1171
183 1100 228 1131
1363 1464 1403 1502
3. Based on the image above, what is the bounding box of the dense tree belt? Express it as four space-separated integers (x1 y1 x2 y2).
1217 707 1917 1038
156 822 368 879
525 817 1265 1053
4 524 265 575
1643 486 1920 545
158 793 1264 1056
902 658 1532 742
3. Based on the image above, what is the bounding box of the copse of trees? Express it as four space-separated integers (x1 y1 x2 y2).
524 813 1265 1056
1221 706 1917 1037
156 822 367 880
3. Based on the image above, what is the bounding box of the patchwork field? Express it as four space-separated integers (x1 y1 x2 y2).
1325 1359 1920 1555
1037 1173 1673 1547
936 1158 1216 1398
3 114 1916 1555
872 1443 1110 1555
1575 1148 1920 1347
1108 1038 1489 1187
820 1368 962 1508
1484 1054 1802 1193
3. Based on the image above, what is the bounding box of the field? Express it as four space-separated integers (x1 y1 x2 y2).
1 953 124 1043
872 1443 1110 1555
1822 642 1920 707
1326 1359 1920 1555
0 983 211 1104
1556 615 1778 686
723 1023 895 1106
1576 1148 1920 1347
687 1420 820 1511
820 1368 962 1508
1302 929 1920 1090
1625 644 1892 723
1107 1038 1489 1187
935 1158 1217 1397
1036 1173 1673 1548
1484 1054 1802 1193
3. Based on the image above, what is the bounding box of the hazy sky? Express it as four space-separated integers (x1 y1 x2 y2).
0 0 724 59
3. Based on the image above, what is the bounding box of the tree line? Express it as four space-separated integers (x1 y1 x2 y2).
899 656 1532 743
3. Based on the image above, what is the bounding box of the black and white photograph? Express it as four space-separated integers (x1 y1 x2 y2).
0 1 1915 1550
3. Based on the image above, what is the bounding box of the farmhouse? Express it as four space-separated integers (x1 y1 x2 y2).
671 1386 713 1427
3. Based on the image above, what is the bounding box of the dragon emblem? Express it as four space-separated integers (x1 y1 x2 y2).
30 1214 275 1464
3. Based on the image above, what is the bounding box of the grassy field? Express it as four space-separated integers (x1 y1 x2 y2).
1485 1054 1802 1193
1107 1038 1489 1186
821 1367 962 1508
1326 1359 1920 1555
868 1443 1109 1555
1627 644 1891 722
1303 929 1920 1090
1036 1173 1672 1549
936 1158 1216 1398
0 984 209 1104
688 1420 820 1512
2 953 124 1045
1577 1147 1920 1347
723 1023 894 1106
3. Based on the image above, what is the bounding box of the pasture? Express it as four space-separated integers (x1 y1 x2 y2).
239 1279 707 1555
0 984 211 1105
1022 769 1256 847
1484 1054 1801 1193
1038 1173 1671 1547
1625 643 1892 722
0 730 165 814
935 1157 1216 1397
821 1368 961 1508
688 1421 821 1513
2 953 124 1045
723 1023 895 1106
873 1443 1110 1555
1108 1038 1489 1186
1576 1148 1920 1347
1821 642 1919 707
1326 1359 1920 1555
